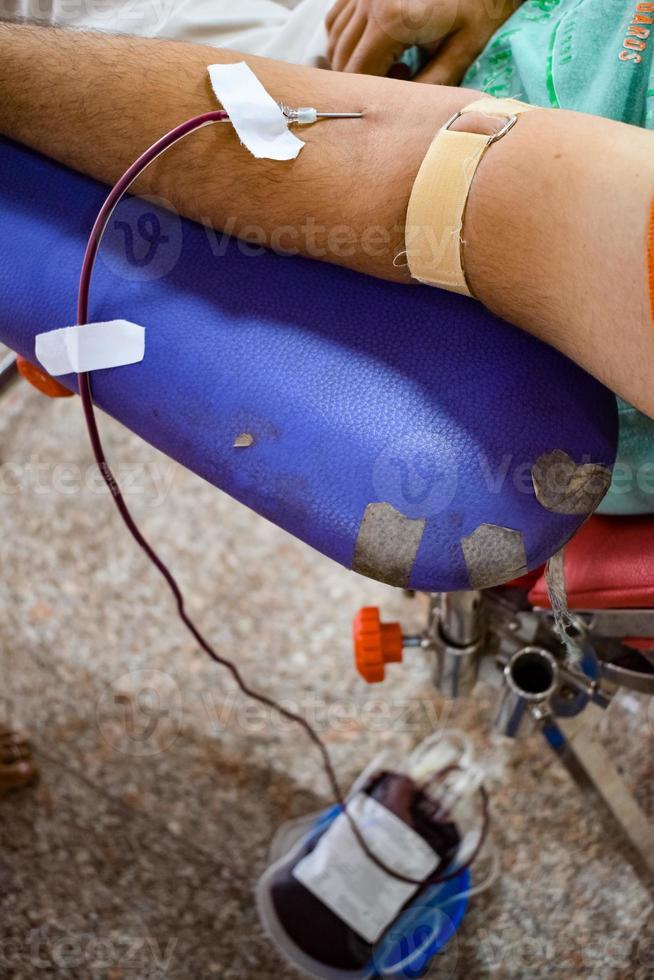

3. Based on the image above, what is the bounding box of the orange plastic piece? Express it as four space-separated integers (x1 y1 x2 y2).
353 607 403 684
16 356 74 399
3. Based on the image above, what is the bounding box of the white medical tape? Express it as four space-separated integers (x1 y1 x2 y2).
35 320 145 376
207 61 304 161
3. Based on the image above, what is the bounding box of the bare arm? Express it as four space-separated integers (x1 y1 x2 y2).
0 22 653 416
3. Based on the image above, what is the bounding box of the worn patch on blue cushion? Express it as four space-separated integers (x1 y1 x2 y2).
461 523 527 589
353 503 425 588
532 450 611 515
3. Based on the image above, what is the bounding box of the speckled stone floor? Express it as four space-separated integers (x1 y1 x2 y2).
1 378 653 979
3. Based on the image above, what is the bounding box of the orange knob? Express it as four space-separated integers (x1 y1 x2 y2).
16 356 74 399
353 607 403 684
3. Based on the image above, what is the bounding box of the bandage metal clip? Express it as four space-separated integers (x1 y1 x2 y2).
442 108 518 145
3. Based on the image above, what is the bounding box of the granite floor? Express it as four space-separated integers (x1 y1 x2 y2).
1 377 653 979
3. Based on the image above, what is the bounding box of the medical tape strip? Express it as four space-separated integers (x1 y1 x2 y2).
35 320 145 376
208 61 305 161
406 97 535 297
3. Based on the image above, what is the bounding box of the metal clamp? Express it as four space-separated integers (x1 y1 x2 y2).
441 108 519 146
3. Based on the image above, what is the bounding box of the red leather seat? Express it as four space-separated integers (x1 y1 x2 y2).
529 515 654 610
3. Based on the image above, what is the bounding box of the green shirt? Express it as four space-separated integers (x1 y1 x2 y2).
463 0 654 125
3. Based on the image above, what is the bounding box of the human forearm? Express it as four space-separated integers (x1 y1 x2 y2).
0 21 468 282
1 22 654 414
464 107 654 416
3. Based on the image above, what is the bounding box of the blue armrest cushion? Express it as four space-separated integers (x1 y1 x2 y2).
0 138 618 590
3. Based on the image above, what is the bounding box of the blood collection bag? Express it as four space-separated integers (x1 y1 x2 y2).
257 732 493 979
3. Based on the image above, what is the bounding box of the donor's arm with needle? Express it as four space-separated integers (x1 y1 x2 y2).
0 21 653 416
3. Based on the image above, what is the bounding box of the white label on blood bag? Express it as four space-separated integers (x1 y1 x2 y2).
292 793 439 944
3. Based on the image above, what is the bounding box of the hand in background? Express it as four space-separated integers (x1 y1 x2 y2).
326 0 521 84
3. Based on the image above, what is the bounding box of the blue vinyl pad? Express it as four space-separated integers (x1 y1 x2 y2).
0 138 617 590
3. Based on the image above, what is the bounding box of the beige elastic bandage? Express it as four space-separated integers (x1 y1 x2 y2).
405 97 536 297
